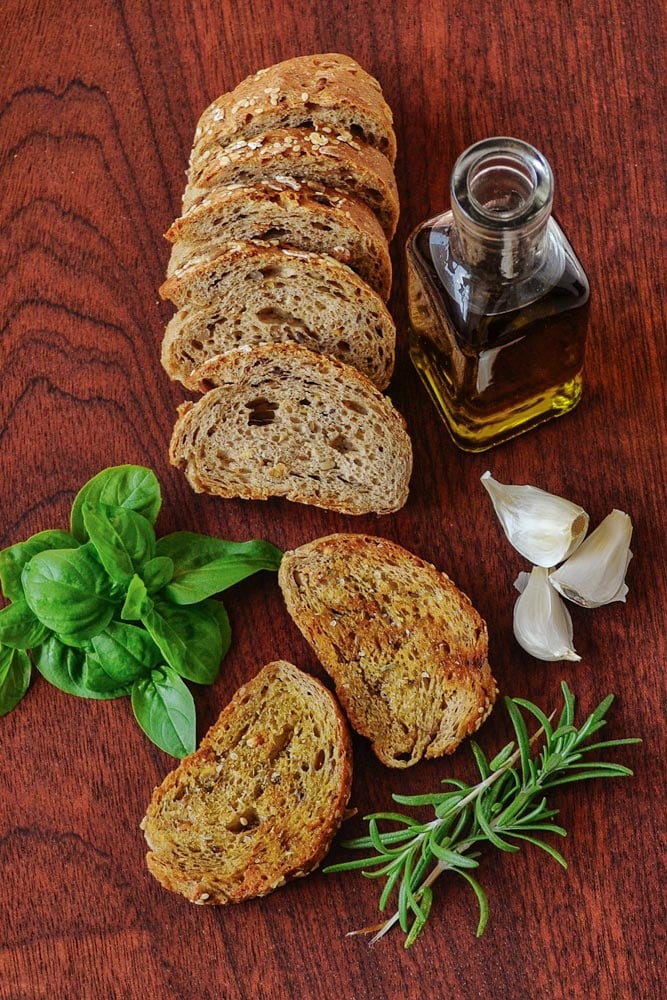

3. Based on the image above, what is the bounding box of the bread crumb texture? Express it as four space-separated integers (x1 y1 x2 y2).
160 243 395 390
279 534 498 767
164 182 391 300
168 343 412 515
141 660 352 904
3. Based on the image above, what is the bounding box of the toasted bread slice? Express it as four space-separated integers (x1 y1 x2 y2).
278 534 498 767
189 53 396 172
164 182 392 300
141 660 353 905
169 344 412 515
181 127 399 239
160 242 396 390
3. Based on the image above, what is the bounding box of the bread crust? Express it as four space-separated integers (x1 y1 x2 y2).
189 53 396 169
141 660 353 904
164 182 392 300
278 534 498 767
169 343 412 515
181 127 400 239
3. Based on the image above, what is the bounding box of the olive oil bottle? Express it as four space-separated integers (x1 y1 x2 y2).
406 137 590 451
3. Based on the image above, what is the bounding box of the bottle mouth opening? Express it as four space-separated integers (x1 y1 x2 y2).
452 137 553 232
467 153 538 221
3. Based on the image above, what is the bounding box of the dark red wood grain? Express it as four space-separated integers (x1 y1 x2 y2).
1 2 665 998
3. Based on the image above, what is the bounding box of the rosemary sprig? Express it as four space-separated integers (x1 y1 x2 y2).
325 682 640 948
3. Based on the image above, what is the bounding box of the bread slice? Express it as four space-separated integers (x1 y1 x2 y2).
169 343 412 515
164 182 392 301
278 534 498 767
189 53 396 172
160 242 396 390
141 660 353 904
181 127 399 239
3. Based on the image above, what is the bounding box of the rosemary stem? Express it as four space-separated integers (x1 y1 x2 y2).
423 715 551 835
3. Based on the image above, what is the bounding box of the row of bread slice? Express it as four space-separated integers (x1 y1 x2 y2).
141 534 498 904
161 56 412 514
159 53 399 391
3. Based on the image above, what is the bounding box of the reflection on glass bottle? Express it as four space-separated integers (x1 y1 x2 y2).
406 137 590 451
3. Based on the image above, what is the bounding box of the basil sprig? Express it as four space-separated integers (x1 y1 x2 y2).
0 465 282 756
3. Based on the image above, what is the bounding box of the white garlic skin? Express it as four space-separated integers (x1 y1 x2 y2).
481 471 589 568
549 510 633 608
513 566 581 662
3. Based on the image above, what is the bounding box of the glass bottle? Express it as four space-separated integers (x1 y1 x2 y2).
406 137 590 451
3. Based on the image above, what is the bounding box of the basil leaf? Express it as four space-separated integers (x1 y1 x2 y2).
131 666 196 757
0 530 78 601
141 600 226 684
22 543 117 642
207 599 232 661
141 556 174 594
0 598 51 649
0 645 31 716
70 465 161 542
35 636 129 699
88 621 161 685
121 574 151 620
82 502 156 585
80 652 137 695
156 533 283 605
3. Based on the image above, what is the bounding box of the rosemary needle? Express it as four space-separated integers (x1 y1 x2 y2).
325 681 640 948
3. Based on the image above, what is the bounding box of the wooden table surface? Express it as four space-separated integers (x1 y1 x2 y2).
1 1 665 998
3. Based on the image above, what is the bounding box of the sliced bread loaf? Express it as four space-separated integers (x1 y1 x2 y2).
189 53 396 172
141 660 353 904
169 343 412 515
181 127 399 239
160 242 396 390
165 182 392 300
278 534 498 767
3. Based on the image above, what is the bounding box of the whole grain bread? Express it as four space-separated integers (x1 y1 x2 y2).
141 660 353 905
181 127 399 239
160 242 396 390
278 534 498 767
189 53 396 174
169 343 412 515
165 182 392 300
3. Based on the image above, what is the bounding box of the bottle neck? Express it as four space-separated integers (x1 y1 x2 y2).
450 138 554 282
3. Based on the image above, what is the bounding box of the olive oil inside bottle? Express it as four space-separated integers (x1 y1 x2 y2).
407 225 589 451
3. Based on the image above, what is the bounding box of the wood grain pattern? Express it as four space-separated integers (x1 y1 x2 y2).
1 1 665 997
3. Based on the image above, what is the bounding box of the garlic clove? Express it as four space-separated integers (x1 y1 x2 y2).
481 471 589 568
513 566 581 662
549 510 633 608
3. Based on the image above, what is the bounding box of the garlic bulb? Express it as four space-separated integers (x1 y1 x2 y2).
481 471 589 567
549 510 633 608
513 566 581 662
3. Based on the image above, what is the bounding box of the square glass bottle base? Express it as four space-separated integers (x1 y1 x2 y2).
409 343 584 452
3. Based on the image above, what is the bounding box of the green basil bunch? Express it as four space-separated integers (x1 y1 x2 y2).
0 465 282 757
